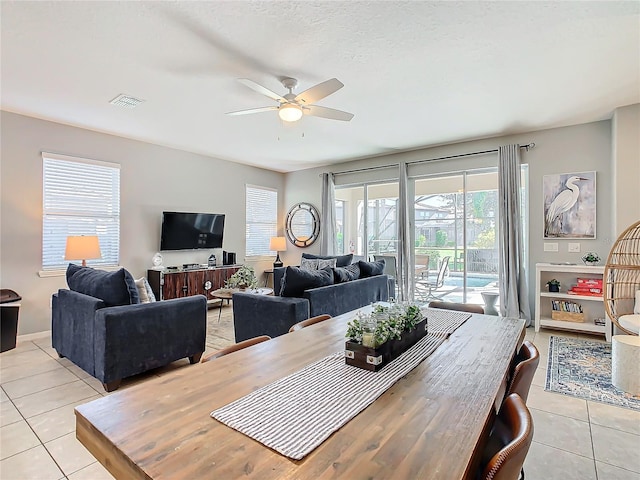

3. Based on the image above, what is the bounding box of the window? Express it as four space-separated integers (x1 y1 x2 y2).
42 153 120 270
245 185 277 257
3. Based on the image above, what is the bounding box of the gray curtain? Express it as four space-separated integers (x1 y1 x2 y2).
397 162 411 301
498 145 531 324
320 173 337 255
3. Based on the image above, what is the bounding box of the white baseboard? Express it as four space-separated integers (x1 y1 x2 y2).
17 330 51 342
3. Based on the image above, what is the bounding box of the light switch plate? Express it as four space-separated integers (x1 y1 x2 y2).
568 243 581 253
544 243 559 252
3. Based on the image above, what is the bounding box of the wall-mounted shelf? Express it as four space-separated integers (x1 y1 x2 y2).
535 263 611 342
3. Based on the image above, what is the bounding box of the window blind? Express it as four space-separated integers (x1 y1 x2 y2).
42 153 120 270
246 185 277 257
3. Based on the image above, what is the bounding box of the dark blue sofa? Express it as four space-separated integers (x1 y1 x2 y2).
232 274 392 342
52 265 207 391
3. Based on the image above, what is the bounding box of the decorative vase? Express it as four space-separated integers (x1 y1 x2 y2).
548 285 560 293
584 261 597 267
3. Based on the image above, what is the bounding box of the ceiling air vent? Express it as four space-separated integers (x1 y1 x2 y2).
109 94 144 109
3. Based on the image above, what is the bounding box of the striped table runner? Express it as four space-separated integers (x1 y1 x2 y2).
211 308 470 460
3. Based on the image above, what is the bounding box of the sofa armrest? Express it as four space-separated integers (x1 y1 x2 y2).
94 295 207 383
232 292 309 342
52 289 105 375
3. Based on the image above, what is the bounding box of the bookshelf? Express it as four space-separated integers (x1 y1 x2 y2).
535 263 611 342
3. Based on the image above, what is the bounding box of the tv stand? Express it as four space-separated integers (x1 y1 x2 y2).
147 265 240 301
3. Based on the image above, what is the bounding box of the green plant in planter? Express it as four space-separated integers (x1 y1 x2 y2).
346 303 424 348
546 279 561 292
581 252 601 265
225 265 258 289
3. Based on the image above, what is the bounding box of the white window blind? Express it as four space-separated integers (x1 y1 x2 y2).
246 185 277 257
42 153 120 270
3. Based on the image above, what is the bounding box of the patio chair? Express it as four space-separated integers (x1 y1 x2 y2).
415 256 450 301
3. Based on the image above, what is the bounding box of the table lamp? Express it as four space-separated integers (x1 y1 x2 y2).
269 237 286 268
65 235 102 267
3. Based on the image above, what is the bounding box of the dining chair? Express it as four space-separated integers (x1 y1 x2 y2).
479 393 534 480
506 340 540 403
427 300 484 314
415 256 450 301
289 314 332 332
200 335 271 363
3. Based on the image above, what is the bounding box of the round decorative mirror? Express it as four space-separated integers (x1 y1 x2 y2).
285 202 321 248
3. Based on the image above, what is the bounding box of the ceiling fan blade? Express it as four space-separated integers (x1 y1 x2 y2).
295 78 344 104
238 79 286 102
226 106 278 116
305 105 354 122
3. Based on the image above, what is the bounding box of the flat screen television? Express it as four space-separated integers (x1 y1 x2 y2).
160 211 225 251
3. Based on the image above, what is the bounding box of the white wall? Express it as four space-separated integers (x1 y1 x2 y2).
1 111 284 335
286 120 616 315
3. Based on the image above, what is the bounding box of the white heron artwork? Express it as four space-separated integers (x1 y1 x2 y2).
543 171 596 238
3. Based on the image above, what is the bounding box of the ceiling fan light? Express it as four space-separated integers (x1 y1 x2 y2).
278 103 303 122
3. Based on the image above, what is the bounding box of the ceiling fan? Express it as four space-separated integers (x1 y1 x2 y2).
227 77 354 122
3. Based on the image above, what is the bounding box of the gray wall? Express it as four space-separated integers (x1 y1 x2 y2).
1 111 284 334
286 119 619 315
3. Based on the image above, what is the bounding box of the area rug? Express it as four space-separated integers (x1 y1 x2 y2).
546 336 640 411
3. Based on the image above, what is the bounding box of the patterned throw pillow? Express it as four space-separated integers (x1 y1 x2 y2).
300 258 319 271
135 277 157 303
301 253 354 267
317 258 337 269
333 263 360 283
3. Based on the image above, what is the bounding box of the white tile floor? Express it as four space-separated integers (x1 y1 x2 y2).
0 327 638 480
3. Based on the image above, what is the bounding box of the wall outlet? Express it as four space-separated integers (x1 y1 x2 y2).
568 243 581 253
544 243 559 252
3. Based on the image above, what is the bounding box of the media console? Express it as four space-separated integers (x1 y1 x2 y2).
147 265 240 301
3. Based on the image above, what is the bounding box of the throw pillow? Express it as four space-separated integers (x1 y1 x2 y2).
144 278 157 302
317 258 337 269
66 264 140 306
358 259 385 278
301 253 353 268
300 258 319 271
280 266 334 297
333 263 360 283
135 278 150 303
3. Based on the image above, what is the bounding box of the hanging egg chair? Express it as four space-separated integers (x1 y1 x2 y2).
604 220 640 335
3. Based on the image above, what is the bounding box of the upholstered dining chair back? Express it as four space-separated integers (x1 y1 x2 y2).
480 393 534 480
289 314 332 332
201 335 271 363
428 301 484 314
506 340 540 403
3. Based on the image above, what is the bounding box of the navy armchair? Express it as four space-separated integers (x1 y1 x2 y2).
52 265 206 391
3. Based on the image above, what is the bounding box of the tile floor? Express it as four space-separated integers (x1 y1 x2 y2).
1 315 639 479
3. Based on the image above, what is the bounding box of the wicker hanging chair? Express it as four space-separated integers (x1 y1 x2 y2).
604 220 640 335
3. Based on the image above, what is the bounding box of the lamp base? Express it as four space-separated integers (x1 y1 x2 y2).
273 253 283 269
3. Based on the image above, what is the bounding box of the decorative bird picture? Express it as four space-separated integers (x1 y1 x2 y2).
543 172 596 238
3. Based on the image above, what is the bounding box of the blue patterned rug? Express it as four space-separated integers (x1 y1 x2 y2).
546 336 640 411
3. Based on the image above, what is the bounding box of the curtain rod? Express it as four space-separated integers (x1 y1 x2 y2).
330 143 535 176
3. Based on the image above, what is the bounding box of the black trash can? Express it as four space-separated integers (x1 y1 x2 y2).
1 289 21 353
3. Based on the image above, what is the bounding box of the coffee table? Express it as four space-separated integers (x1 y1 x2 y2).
210 287 273 321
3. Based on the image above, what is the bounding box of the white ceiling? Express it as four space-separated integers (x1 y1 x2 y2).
2 1 639 173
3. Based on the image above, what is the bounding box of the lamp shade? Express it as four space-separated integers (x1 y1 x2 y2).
65 236 101 266
269 237 287 251
278 104 303 122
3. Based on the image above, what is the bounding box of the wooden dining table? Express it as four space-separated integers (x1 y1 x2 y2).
75 306 525 480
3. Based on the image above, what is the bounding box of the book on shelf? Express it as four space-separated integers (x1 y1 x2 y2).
576 277 603 286
567 289 603 297
569 286 603 294
550 300 583 313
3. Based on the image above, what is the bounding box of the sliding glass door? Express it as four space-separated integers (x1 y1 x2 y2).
413 170 499 304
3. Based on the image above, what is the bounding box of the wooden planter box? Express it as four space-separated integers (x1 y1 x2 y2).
345 320 428 371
